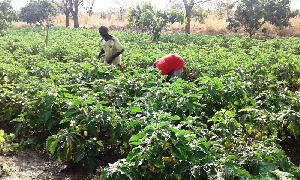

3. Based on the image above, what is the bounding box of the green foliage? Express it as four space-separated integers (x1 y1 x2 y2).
191 8 207 24
0 129 18 154
0 161 13 176
0 27 299 177
127 2 185 40
227 0 264 37
0 1 17 35
101 111 299 179
215 0 235 19
263 0 299 28
20 0 57 26
227 0 298 37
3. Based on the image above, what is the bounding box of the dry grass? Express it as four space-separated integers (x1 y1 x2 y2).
259 17 300 37
279 17 300 37
13 13 300 38
52 14 127 29
190 14 230 34
12 21 34 28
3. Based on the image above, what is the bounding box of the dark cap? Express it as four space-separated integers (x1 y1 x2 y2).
99 26 108 33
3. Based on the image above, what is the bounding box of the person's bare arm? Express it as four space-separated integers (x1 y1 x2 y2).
97 49 105 59
106 49 124 64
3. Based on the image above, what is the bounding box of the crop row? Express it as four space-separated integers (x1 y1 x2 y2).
0 27 299 179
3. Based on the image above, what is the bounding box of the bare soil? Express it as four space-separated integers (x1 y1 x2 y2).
0 149 88 180
280 136 300 166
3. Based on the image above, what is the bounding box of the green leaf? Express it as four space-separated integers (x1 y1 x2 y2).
129 131 145 142
87 121 97 135
74 151 85 163
186 116 193 120
194 151 206 160
0 130 4 136
187 99 194 113
49 138 60 155
177 130 191 136
7 133 15 142
260 161 277 177
234 168 251 178
127 147 142 161
64 108 77 118
158 121 169 127
172 145 183 159
130 106 142 114
64 93 73 98
171 115 181 121
84 99 94 105
130 141 144 145
60 118 70 124
97 140 103 147
0 136 5 143
170 127 179 133
226 155 238 161
40 110 51 124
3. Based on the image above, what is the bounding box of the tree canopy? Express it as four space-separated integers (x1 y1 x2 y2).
127 2 185 40
227 0 299 37
20 0 57 26
0 1 17 35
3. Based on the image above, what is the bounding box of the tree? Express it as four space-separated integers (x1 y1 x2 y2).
214 0 236 18
183 0 212 33
21 0 57 46
21 0 57 26
111 0 130 21
68 0 83 28
168 0 211 34
227 0 299 37
85 0 95 16
57 0 94 27
191 8 207 24
263 0 299 28
56 0 70 27
127 2 185 40
0 0 17 35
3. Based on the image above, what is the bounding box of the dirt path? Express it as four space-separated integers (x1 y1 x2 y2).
0 150 88 180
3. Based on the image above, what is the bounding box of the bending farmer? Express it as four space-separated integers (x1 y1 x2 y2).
97 26 124 69
154 54 185 82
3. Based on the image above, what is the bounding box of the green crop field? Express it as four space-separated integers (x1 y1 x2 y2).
0 27 300 179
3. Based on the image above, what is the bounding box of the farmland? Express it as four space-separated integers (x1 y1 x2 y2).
0 27 300 179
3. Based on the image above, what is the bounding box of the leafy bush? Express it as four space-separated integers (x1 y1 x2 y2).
227 0 299 37
20 0 57 26
127 2 185 40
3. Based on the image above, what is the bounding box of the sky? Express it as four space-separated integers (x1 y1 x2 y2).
2 0 300 12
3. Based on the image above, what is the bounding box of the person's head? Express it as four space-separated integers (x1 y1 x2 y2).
98 26 109 37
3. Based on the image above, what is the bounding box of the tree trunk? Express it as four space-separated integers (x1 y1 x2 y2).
185 6 192 34
73 14 79 28
183 0 194 34
65 10 70 27
69 0 80 28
